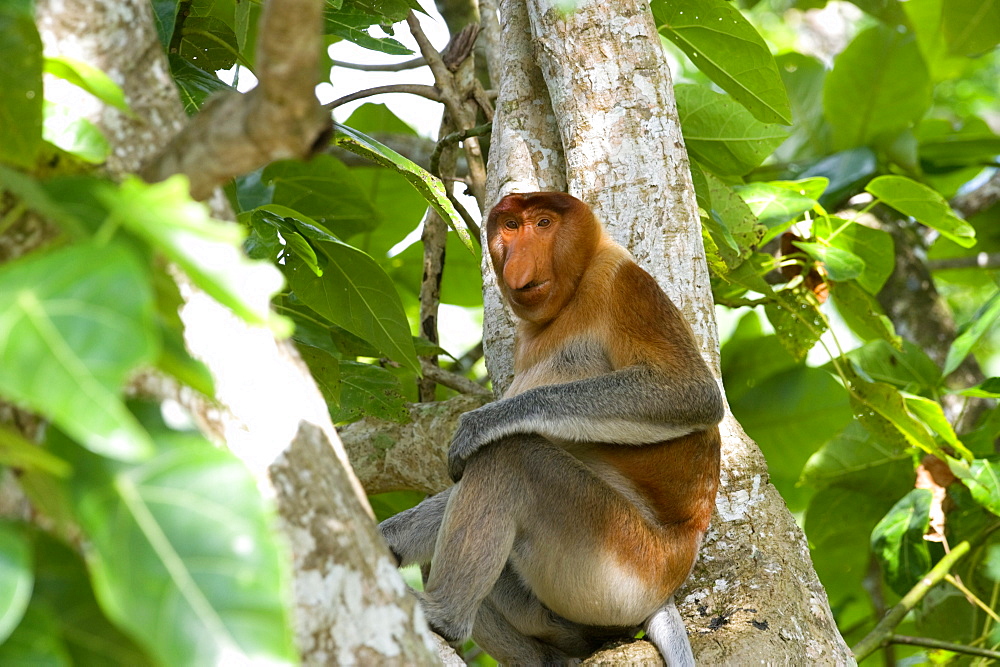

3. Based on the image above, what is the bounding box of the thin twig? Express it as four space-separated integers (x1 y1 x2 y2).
447 190 481 242
430 123 493 177
945 573 1000 624
330 56 426 72
888 635 1000 660
852 541 972 662
324 84 441 110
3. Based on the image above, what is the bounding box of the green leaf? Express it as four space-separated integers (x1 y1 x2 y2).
871 488 933 595
42 101 111 164
388 233 484 308
44 56 130 112
334 124 476 253
0 602 72 666
150 0 181 48
801 422 912 496
823 26 931 149
764 287 827 362
700 168 765 271
0 243 158 460
902 394 971 459
298 345 342 407
829 280 899 347
324 8 412 55
734 180 820 245
917 117 1000 168
263 155 379 238
843 340 941 392
29 532 154 665
827 221 894 294
177 16 240 71
793 242 865 282
47 407 297 666
731 366 852 511
331 361 409 423
944 290 1000 377
847 373 947 460
0 426 70 477
0 522 33 644
107 176 289 335
675 84 788 177
866 175 976 248
168 55 234 115
285 239 420 375
651 0 791 124
0 0 44 168
949 458 1000 517
942 0 1000 55
801 148 878 208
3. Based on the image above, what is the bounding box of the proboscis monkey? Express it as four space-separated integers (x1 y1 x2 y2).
380 192 723 665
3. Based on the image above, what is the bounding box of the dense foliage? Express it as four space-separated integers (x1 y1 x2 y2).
0 0 999 663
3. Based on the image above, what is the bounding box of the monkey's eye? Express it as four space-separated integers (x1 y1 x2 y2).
504 220 518 230
537 218 551 227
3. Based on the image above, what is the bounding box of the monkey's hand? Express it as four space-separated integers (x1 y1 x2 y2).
448 405 499 482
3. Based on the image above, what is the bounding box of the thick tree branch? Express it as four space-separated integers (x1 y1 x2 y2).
141 0 331 201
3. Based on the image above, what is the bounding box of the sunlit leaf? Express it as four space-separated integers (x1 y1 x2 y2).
866 175 976 248
334 124 475 253
824 26 931 149
944 290 1000 377
793 242 865 282
44 56 129 112
652 0 791 124
0 243 158 460
107 176 289 335
47 407 297 666
331 361 409 423
675 84 788 177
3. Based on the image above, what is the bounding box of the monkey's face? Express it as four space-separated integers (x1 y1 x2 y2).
487 192 600 324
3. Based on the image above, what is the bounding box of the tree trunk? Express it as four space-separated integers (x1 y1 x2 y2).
481 0 856 662
32 0 439 663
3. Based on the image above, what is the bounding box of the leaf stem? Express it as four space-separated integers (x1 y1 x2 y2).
887 634 1000 660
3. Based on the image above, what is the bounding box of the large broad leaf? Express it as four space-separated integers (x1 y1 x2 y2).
0 522 32 645
107 176 289 334
150 0 181 48
764 288 827 362
942 0 1000 55
731 366 852 511
0 602 72 666
675 84 787 177
651 0 791 124
734 180 819 245
0 243 158 460
866 175 976 248
917 117 1000 169
46 407 296 666
773 53 828 163
699 167 765 273
334 124 476 253
331 361 409 423
824 26 931 149
177 16 240 72
801 148 878 208
902 394 970 459
801 422 913 497
168 55 234 115
792 242 865 282
828 280 899 348
0 0 43 168
943 290 1000 377
871 488 933 596
843 340 941 392
263 154 379 239
324 7 412 55
26 532 154 665
826 221 894 294
284 235 421 375
847 372 948 461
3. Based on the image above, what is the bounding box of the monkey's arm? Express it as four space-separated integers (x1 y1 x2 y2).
448 364 722 481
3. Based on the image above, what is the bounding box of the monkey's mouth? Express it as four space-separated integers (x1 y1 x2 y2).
515 279 549 293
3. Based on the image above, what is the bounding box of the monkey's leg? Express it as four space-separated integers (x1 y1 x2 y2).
644 597 695 667
379 488 452 566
